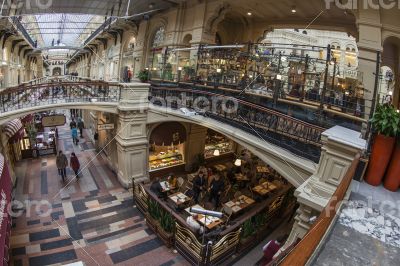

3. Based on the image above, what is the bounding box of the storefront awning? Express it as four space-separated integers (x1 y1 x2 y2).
20 114 33 124
3 119 24 143
150 122 186 146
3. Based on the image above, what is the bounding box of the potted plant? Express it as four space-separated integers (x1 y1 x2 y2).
158 209 175 247
137 69 149 83
384 134 400 191
147 199 160 232
365 104 400 186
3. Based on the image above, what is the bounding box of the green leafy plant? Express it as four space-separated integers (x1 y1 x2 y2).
241 219 255 239
253 212 267 228
26 122 37 145
137 69 149 83
370 104 400 137
148 199 161 220
160 209 175 234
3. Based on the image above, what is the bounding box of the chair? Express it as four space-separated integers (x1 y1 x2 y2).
233 191 242 200
177 177 185 189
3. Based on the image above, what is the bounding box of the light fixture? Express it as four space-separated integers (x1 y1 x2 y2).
145 67 149 70
234 159 242 167
213 149 220 156
388 91 393 96
291 6 297 13
276 74 282 80
247 12 252 16
397 110 399 113
216 68 222 73
178 66 182 71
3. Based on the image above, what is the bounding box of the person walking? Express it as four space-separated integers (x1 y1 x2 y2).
260 235 287 266
193 169 207 204
69 118 76 129
77 118 84 138
127 67 133 82
208 173 224 209
70 152 81 179
56 150 68 182
71 126 78 145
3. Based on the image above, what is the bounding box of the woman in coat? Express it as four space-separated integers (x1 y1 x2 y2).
70 152 81 178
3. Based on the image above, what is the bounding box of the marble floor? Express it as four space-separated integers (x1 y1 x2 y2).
312 181 400 266
10 118 188 266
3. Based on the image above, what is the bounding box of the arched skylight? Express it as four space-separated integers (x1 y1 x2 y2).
22 13 100 48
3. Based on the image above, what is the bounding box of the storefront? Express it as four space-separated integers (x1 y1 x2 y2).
0 154 13 266
149 122 186 175
204 129 234 159
3 119 24 165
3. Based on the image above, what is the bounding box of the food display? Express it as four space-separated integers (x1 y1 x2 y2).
204 142 232 158
149 150 184 171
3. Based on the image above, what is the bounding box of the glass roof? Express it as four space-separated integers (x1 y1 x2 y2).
22 13 100 48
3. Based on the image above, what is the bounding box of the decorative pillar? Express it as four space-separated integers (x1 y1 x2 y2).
36 55 44 78
116 82 150 188
184 124 208 171
356 10 383 134
285 126 366 246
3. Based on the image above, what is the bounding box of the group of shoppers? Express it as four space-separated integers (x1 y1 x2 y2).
55 116 85 182
193 166 225 209
56 150 81 182
69 117 85 145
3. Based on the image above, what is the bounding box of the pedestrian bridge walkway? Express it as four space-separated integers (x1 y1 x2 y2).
0 77 322 187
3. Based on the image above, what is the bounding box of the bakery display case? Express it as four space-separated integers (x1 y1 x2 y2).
149 143 185 172
204 130 234 158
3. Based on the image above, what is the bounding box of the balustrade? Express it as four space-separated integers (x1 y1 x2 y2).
0 81 121 113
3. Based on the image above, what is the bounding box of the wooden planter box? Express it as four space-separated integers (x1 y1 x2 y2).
238 234 258 253
145 214 174 248
157 226 174 248
146 214 158 234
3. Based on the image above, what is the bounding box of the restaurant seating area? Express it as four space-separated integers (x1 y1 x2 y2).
133 150 296 265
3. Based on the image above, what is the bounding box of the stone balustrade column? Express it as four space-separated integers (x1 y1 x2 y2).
284 126 366 246
116 82 150 188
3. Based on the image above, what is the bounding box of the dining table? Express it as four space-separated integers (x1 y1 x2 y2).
252 182 278 196
223 195 255 215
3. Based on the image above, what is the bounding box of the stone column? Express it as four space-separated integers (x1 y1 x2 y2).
36 55 44 78
285 126 366 246
356 10 382 134
116 82 150 188
184 124 208 171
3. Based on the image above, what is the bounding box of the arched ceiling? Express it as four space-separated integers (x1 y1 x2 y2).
223 0 357 34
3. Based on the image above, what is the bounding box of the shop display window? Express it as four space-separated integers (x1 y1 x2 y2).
204 130 234 158
149 143 185 171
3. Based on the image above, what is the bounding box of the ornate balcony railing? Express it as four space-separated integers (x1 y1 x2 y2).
0 81 121 114
149 43 381 132
149 85 324 162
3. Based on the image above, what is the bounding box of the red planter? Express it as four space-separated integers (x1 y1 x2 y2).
365 134 396 186
383 143 400 192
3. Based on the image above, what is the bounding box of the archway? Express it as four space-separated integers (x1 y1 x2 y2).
147 26 166 79
52 67 62 76
215 12 249 44
382 36 400 109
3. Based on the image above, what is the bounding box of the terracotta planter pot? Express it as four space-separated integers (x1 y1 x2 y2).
384 143 400 192
365 134 396 186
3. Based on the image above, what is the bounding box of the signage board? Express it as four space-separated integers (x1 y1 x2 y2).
41 115 66 127
98 124 115 130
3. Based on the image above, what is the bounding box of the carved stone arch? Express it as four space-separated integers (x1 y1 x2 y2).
204 2 231 35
